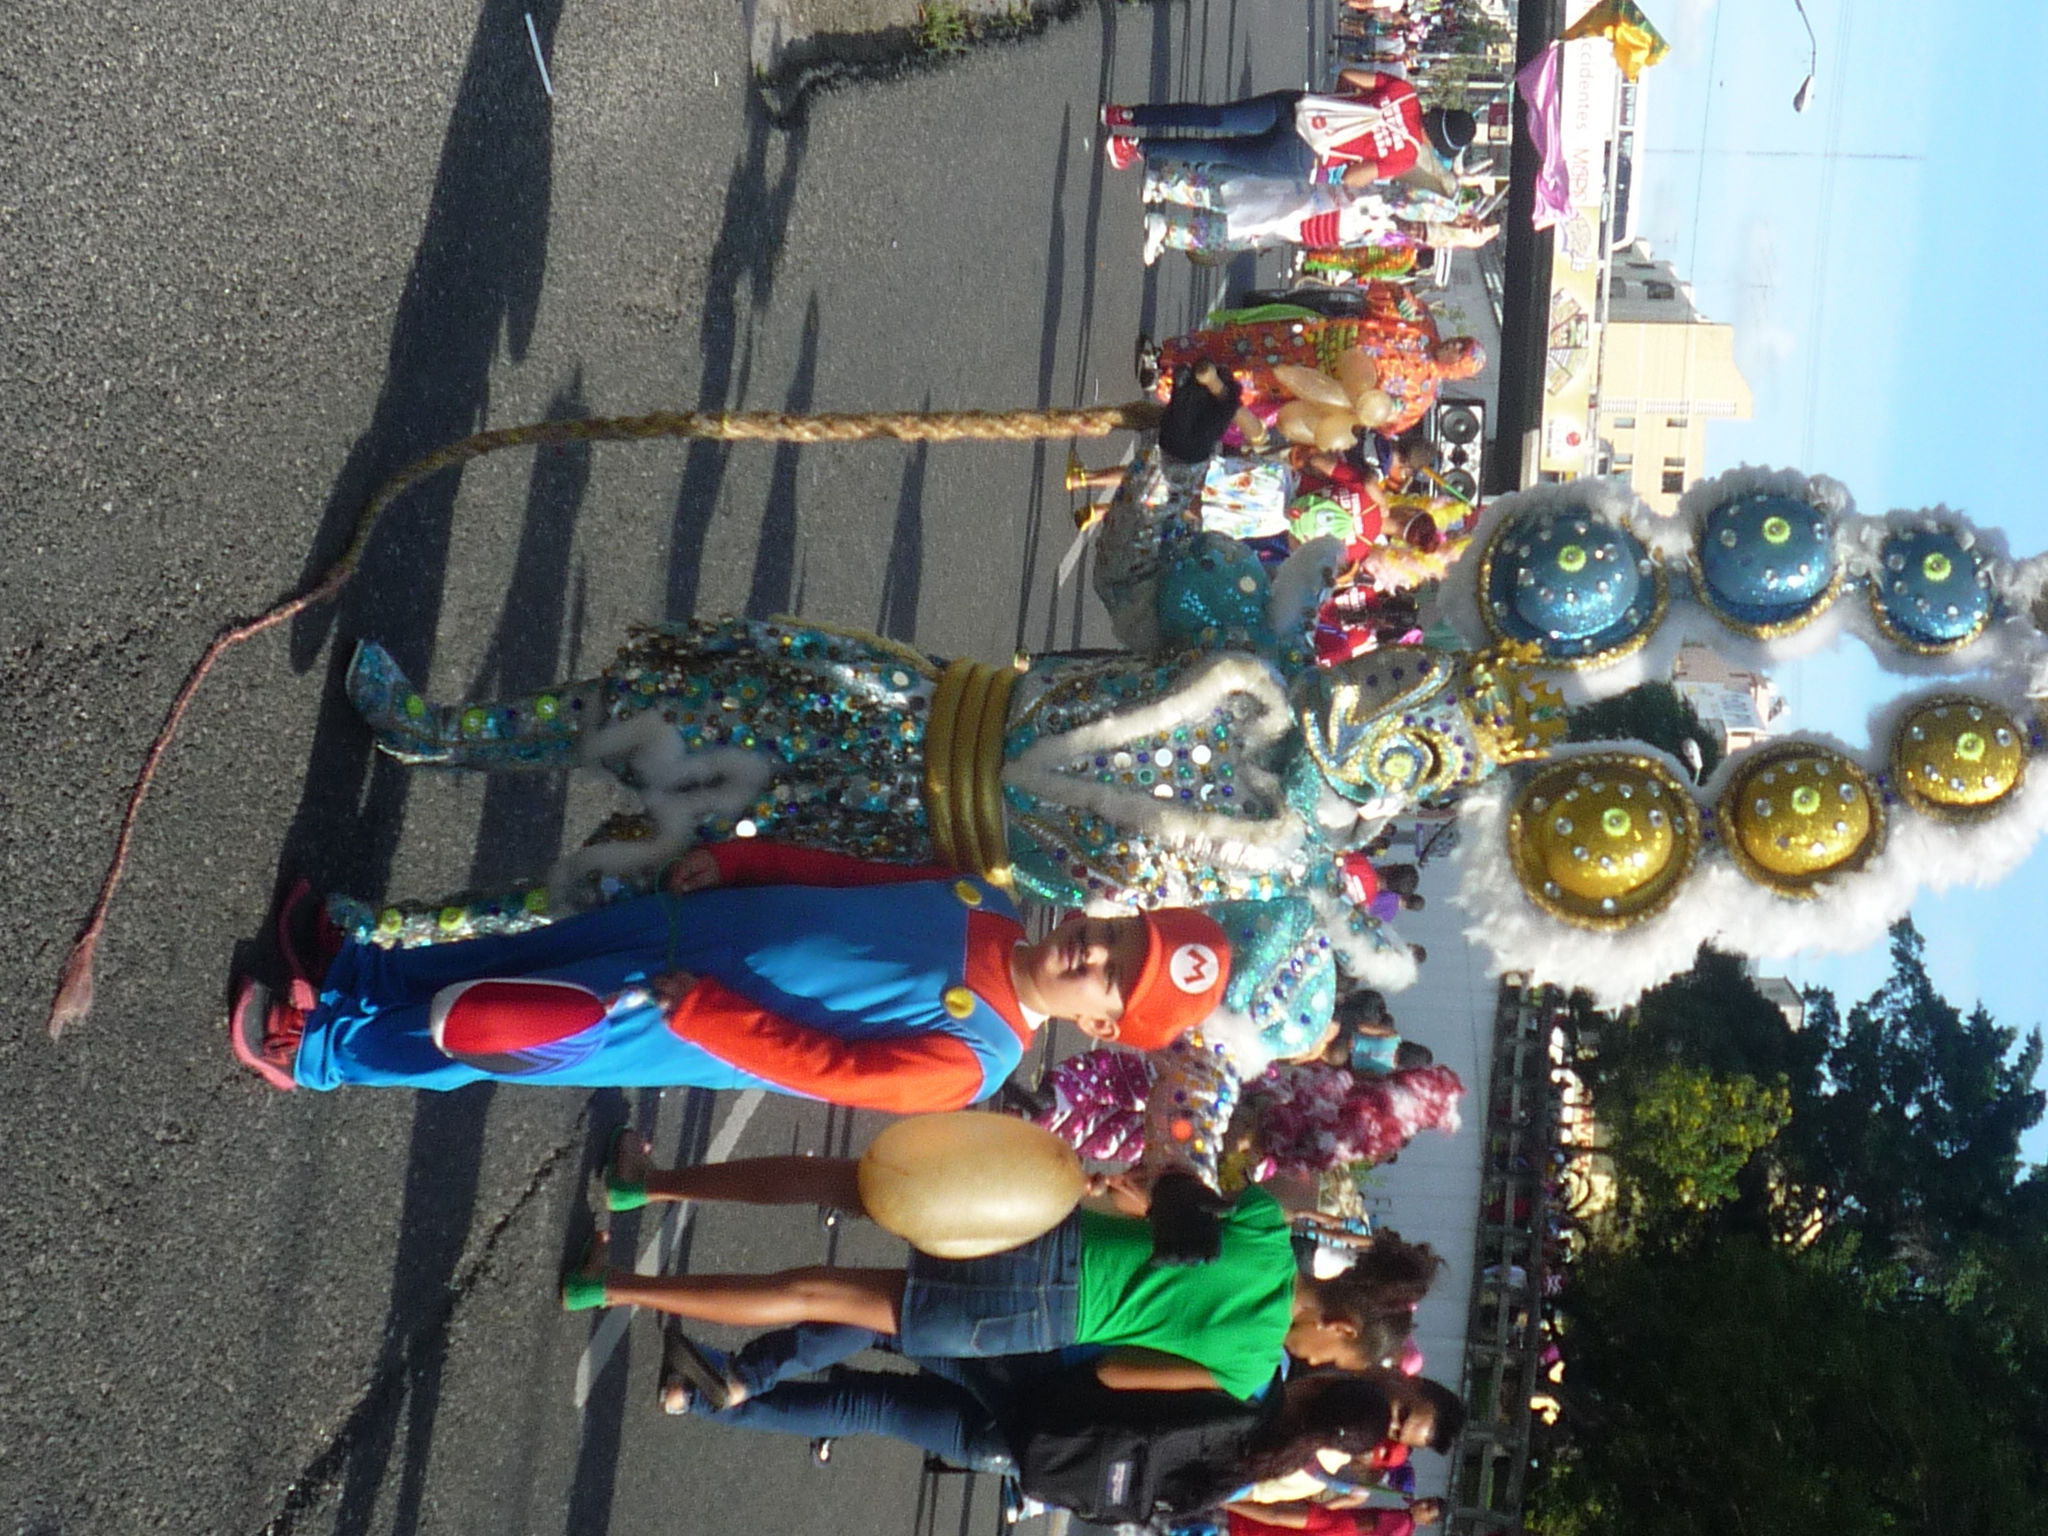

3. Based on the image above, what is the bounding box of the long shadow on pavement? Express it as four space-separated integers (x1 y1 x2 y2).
1016 109 1070 656
664 98 811 623
875 414 929 642
252 0 574 1512
328 376 593 1536
744 296 822 620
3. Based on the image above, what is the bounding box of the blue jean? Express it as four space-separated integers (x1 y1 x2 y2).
706 1325 1021 1471
1129 91 1317 180
898 1210 1083 1357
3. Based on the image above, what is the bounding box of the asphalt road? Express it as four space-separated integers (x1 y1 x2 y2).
0 2 1335 1531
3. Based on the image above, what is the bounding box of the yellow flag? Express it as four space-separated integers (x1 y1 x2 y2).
1561 0 1671 81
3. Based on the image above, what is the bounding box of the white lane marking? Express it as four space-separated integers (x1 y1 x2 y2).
573 1088 767 1407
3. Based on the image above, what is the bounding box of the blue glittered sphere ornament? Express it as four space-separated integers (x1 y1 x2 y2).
1693 491 1840 636
1480 502 1664 666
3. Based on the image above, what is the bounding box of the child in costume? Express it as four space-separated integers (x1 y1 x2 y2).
562 1151 1438 1402
230 841 1228 1105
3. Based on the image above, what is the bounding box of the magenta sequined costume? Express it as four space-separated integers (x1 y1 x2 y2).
1033 1049 1156 1163
1247 1062 1464 1179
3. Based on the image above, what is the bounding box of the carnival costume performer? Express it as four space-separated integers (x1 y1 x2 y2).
334 366 1556 1165
1152 288 1484 438
231 840 1229 1100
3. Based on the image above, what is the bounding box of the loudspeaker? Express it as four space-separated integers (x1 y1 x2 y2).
1431 397 1486 502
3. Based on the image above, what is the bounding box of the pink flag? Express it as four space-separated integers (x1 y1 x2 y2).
1516 42 1571 231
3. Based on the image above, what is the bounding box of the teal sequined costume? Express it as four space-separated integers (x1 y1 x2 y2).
347 449 1546 1064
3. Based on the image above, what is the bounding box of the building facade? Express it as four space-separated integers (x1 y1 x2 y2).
1595 243 1754 514
1670 640 1785 753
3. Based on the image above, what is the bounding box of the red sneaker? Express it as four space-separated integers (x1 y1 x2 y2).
275 878 339 986
1099 104 1136 130
229 976 304 1091
1103 133 1141 171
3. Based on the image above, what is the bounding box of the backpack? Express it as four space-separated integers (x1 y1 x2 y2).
1003 1375 1277 1524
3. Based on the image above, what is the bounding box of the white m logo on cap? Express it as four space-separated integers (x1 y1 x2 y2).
1168 943 1218 994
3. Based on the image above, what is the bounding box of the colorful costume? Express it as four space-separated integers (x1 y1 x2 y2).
294 842 1031 1110
1032 1048 1154 1162
348 445 1551 1048
1243 1062 1465 1180
1154 288 1484 436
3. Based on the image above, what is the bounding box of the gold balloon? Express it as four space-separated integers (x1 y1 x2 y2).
1506 753 1701 929
1889 695 2029 823
1270 363 1353 409
1716 743 1884 897
1309 404 1359 452
1352 389 1397 428
1334 346 1380 400
857 1112 1087 1259
1274 401 1324 447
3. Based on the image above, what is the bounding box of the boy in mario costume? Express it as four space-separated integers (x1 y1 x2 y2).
234 840 1230 1110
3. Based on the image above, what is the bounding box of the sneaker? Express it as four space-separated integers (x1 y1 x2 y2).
229 977 301 1091
1103 133 1141 171
1099 103 1136 130
1141 209 1168 267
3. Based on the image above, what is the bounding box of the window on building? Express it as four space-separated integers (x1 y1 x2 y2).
1611 416 1636 430
1646 280 1676 301
1666 416 1689 429
1662 470 1686 495
1611 454 1633 472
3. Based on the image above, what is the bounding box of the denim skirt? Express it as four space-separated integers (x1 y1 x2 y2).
897 1211 1084 1357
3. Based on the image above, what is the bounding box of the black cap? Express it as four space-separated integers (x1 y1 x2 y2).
1423 107 1477 157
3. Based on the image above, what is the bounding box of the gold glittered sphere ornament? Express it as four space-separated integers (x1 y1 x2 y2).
1889 695 2029 822
1507 752 1702 928
1716 742 1884 896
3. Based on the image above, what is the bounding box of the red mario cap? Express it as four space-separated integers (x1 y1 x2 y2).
1118 908 1232 1049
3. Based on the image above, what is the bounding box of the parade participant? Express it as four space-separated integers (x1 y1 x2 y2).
1149 287 1484 438
1099 79 1474 192
1137 159 1471 264
337 363 1559 1082
561 1153 1425 1401
230 841 1228 1101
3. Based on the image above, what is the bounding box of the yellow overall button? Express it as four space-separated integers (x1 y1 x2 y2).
953 880 983 906
942 986 976 1019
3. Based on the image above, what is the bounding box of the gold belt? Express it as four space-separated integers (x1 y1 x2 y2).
924 659 1016 886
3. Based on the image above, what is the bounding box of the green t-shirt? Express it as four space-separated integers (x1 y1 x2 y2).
1074 1184 1296 1400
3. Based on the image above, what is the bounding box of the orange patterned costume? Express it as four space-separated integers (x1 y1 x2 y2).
1154 283 1483 436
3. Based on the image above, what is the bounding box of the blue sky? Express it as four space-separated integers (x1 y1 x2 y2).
1627 0 2048 1161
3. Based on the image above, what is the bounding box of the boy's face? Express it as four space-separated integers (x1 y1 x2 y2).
1017 914 1150 1036
1384 1380 1439 1448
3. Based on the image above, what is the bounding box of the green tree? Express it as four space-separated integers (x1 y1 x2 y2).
1565 679 1723 778
1528 1238 2048 1536
1794 919 2045 1277
1611 1062 1791 1213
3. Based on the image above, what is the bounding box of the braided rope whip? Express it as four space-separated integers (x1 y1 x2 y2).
47 401 1165 1037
